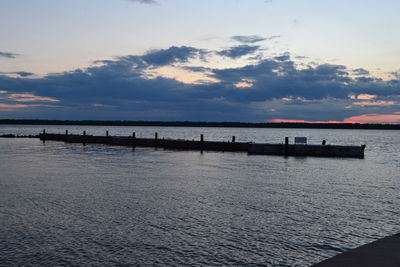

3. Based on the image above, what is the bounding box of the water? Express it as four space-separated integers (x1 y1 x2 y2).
0 125 399 266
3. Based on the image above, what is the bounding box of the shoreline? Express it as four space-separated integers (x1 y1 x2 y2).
1 119 400 130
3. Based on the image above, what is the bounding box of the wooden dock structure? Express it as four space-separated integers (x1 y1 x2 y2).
33 130 366 158
312 233 400 267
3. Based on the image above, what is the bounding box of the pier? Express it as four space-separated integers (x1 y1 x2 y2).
313 233 400 266
15 130 367 158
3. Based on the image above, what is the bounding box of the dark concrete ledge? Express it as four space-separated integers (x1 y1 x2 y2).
312 233 400 267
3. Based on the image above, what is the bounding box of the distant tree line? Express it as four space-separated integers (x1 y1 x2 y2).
0 119 399 129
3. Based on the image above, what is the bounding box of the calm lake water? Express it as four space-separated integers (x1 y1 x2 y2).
0 125 399 266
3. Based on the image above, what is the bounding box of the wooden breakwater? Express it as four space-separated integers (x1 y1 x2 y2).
0 134 38 138
249 143 366 158
34 130 366 158
39 131 249 152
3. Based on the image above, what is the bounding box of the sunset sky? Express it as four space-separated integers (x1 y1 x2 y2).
1 0 399 123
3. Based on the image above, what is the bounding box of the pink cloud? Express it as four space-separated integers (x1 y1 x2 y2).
344 114 400 124
0 103 55 111
9 93 60 102
0 104 32 108
268 119 350 124
356 94 377 100
269 114 400 124
349 93 377 100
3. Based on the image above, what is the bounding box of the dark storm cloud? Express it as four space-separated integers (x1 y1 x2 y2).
274 52 290 61
141 46 207 66
353 68 370 75
0 71 35 77
1 44 399 121
231 35 267 43
14 71 35 77
0 52 19 58
217 45 260 59
183 66 211 72
231 35 280 44
195 60 354 101
202 59 400 103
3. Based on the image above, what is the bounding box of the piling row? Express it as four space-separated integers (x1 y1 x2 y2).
39 130 248 152
37 130 366 158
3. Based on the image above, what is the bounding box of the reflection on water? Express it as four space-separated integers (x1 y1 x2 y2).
0 125 399 266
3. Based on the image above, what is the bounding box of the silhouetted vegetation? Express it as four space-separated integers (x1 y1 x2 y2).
0 119 399 129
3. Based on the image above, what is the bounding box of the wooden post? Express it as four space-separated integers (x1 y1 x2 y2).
106 130 109 137
42 129 46 143
83 130 86 146
132 132 136 148
200 134 204 153
65 129 68 136
322 140 326 146
232 136 236 143
284 137 289 155
155 132 158 139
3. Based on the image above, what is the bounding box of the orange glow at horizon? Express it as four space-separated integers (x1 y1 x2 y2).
269 113 400 124
344 114 400 123
268 119 352 124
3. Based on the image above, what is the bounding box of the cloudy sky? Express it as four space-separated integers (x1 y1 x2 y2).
1 0 400 123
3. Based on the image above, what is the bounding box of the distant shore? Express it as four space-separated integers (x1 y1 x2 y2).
1 119 399 130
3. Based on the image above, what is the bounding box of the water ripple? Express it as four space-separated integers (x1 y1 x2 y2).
0 126 399 266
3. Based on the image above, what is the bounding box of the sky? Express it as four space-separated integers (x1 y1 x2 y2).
1 0 400 123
